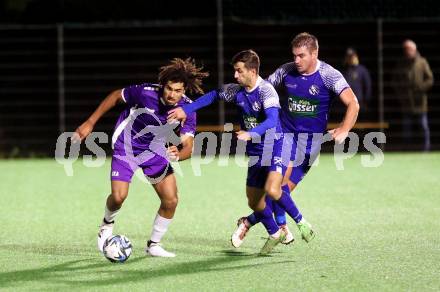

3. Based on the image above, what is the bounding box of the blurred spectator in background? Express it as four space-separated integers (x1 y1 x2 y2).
343 47 372 119
392 39 434 151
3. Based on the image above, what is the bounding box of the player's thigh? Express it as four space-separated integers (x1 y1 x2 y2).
282 164 297 192
283 163 293 185
111 180 130 200
246 186 266 211
152 173 178 204
264 170 283 197
286 180 297 192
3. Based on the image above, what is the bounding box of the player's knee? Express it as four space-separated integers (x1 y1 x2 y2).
264 184 279 198
161 195 178 211
111 190 127 206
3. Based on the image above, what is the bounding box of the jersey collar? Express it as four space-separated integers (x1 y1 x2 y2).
245 76 263 93
301 60 321 76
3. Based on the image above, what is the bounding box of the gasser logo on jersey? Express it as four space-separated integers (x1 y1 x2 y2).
243 115 260 130
288 96 319 117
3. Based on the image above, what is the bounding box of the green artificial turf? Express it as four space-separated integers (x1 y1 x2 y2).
1 153 439 291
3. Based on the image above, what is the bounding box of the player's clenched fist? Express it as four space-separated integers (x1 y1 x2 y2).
72 119 94 143
167 107 187 124
236 130 252 141
328 128 349 144
166 145 180 162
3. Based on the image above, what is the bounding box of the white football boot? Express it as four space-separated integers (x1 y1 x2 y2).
97 220 114 253
280 224 295 245
231 217 251 248
297 218 315 243
146 241 176 258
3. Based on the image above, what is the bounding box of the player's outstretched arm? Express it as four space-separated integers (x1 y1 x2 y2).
72 89 123 143
329 88 360 144
167 90 218 123
249 107 279 136
236 107 279 141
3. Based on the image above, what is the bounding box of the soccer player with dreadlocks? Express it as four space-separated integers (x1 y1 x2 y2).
73 58 209 257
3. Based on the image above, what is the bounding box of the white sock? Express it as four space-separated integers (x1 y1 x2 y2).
150 213 172 243
104 205 119 223
270 229 281 239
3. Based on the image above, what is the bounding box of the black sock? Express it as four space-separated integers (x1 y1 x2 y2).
103 218 114 225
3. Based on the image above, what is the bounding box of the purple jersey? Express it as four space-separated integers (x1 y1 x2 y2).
112 83 196 158
267 61 350 133
218 77 282 156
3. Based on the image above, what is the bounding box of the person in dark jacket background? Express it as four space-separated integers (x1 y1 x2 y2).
392 39 434 151
343 47 372 120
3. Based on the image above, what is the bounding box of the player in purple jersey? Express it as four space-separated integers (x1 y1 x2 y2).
168 50 309 254
72 58 209 257
234 32 360 246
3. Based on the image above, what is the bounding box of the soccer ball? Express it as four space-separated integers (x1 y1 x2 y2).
103 235 132 263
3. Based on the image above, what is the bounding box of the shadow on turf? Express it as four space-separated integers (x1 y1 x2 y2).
0 253 295 288
0 258 118 288
219 249 254 256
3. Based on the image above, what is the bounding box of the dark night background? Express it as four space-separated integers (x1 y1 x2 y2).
0 0 439 156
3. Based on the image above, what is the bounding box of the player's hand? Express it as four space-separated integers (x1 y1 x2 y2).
166 145 180 162
72 120 94 143
328 128 349 144
236 130 252 141
167 107 187 125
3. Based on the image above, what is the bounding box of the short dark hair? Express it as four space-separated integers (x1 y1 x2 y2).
158 57 209 95
291 32 319 52
231 49 260 75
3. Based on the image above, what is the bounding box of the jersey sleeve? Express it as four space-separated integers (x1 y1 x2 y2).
218 83 241 102
266 62 295 89
248 107 279 136
121 84 145 106
181 111 197 137
259 82 281 109
319 63 350 95
182 90 218 115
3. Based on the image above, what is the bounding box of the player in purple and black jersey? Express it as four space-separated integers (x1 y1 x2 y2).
73 58 209 257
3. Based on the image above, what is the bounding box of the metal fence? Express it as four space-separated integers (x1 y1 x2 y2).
0 19 439 156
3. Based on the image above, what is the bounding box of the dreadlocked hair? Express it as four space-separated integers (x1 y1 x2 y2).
158 57 209 95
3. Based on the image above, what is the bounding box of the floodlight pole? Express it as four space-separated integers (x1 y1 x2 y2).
57 23 65 134
216 0 225 127
377 18 385 150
